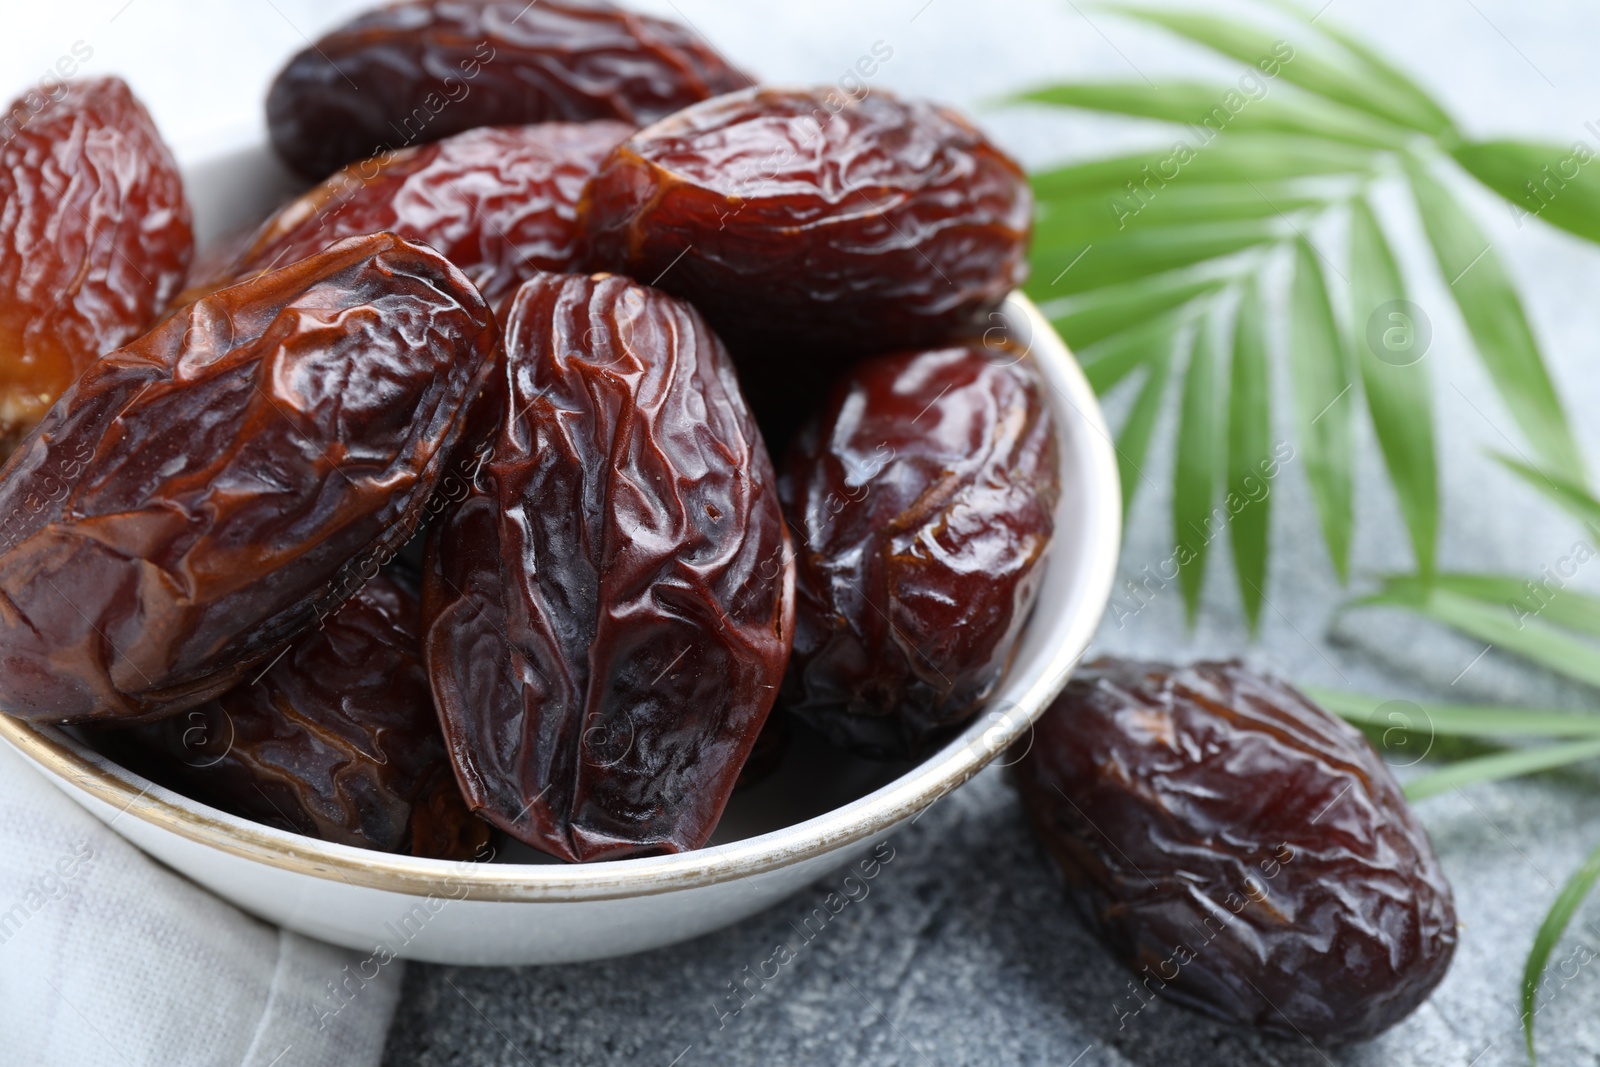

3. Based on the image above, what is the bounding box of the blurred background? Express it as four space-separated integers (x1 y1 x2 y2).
5 2 1600 1064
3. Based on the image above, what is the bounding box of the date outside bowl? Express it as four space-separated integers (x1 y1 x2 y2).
0 137 1122 966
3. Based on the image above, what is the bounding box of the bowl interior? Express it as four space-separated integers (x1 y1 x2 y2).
0 140 1122 898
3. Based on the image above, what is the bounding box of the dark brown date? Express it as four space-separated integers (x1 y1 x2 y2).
0 76 192 454
734 713 787 792
192 122 632 309
423 271 793 862
580 86 1032 428
1013 658 1458 1043
0 233 499 725
780 346 1058 759
116 573 489 859
266 0 753 179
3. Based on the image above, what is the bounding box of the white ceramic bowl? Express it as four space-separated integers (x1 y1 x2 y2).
0 140 1121 966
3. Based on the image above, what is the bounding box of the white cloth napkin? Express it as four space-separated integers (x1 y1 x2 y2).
0 741 401 1067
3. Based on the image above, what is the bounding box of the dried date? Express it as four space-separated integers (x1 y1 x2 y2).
266 0 753 179
780 346 1058 759
734 713 788 792
580 86 1032 431
116 573 489 859
0 232 499 725
190 122 632 309
423 271 793 862
0 76 192 454
1013 658 1458 1043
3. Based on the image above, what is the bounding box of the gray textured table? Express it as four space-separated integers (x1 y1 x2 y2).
380 2 1600 1064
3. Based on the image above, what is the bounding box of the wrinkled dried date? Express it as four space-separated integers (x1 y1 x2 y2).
0 233 499 725
267 0 752 179
189 122 632 309
117 574 489 859
423 271 793 862
780 346 1058 759
0 76 192 454
580 86 1032 430
734 713 787 791
1013 658 1458 1043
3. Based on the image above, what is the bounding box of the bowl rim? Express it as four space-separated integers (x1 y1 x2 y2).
0 293 1120 903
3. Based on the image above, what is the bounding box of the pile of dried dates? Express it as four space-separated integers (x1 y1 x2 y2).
0 0 1049 865
0 0 1457 1045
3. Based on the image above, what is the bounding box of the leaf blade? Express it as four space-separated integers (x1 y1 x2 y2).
1228 276 1273 631
1259 0 1457 137
1043 272 1227 349
1116 347 1177 519
1523 841 1600 1064
1028 133 1377 200
1425 572 1600 639
1288 237 1355 580
1028 219 1283 299
1360 580 1600 690
1109 6 1453 135
1077 312 1186 394
1454 139 1600 247
1174 311 1225 622
1015 80 1408 149
1348 196 1439 575
1494 453 1600 531
1032 181 1328 250
1311 687 1600 739
1405 160 1585 484
1405 738 1600 801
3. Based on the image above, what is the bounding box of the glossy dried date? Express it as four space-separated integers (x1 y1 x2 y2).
0 233 499 725
117 573 489 859
1013 659 1458 1043
191 122 632 309
580 87 1031 365
424 271 793 862
780 346 1058 759
0 76 192 453
266 0 753 179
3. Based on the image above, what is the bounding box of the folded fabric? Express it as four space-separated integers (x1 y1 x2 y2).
0 741 401 1067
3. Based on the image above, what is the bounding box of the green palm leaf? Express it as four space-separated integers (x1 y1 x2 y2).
1020 1 1591 629
1313 688 1600 739
1174 311 1225 622
1405 740 1600 801
1348 197 1439 575
1258 0 1457 137
1405 159 1586 485
1495 454 1600 531
1425 573 1600 638
1524 843 1600 1065
1077 312 1186 393
1041 271 1228 349
1228 277 1273 631
1107 5 1452 135
1287 237 1355 580
1028 133 1377 200
1116 348 1176 518
1030 218 1283 297
1015 81 1409 149
1032 182 1327 250
1454 140 1600 247
1358 576 1600 691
